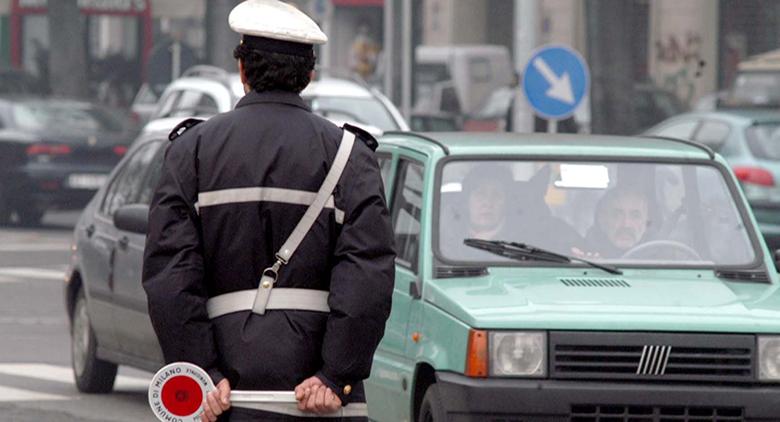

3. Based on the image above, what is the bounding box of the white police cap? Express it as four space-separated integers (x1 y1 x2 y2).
229 0 327 47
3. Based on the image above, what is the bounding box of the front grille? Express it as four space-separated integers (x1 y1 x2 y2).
550 332 754 383
570 404 744 422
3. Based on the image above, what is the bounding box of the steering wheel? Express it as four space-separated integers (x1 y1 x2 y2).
620 239 702 261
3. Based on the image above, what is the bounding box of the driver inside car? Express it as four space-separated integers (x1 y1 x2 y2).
585 186 653 258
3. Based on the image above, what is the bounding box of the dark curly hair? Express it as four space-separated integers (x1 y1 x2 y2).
233 43 315 94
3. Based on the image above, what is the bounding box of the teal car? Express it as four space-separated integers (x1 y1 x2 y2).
365 132 780 421
646 110 780 250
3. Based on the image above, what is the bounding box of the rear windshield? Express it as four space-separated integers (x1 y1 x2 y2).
12 103 125 133
745 123 780 160
308 96 398 131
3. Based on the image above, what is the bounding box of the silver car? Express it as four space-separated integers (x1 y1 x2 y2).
143 65 408 137
65 128 167 392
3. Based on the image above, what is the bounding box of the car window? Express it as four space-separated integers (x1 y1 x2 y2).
155 90 182 119
309 97 399 131
391 159 424 272
377 154 393 189
169 90 220 117
745 123 780 161
101 142 159 217
469 57 492 83
693 120 731 150
137 142 167 205
653 120 698 139
12 102 124 133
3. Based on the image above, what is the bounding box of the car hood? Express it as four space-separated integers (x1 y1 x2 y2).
424 267 780 333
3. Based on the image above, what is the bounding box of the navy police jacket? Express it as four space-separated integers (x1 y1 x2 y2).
142 90 395 410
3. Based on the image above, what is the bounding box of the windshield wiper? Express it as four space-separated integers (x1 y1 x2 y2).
464 238 623 275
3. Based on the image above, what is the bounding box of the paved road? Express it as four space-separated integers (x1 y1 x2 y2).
0 211 155 421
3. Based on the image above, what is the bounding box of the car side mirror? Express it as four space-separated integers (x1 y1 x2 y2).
114 204 149 235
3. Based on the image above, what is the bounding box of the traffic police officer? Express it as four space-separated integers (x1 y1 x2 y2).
142 1 395 420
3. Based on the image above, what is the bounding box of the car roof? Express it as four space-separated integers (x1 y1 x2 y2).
380 132 716 160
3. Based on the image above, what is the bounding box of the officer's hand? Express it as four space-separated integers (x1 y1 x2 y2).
201 378 231 422
295 376 342 415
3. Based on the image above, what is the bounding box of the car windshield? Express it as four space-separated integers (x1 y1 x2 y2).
745 123 780 160
308 96 399 131
12 103 125 133
438 159 756 267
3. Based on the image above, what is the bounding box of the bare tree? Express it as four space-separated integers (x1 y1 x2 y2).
47 0 89 99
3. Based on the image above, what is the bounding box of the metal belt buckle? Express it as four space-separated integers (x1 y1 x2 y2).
252 259 283 315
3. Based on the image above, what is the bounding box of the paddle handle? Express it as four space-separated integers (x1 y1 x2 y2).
230 390 297 403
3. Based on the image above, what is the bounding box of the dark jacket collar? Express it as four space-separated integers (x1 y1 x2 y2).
235 90 311 111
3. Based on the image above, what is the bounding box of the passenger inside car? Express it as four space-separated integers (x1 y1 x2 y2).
440 163 583 260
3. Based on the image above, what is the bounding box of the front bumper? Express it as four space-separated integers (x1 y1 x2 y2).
435 372 780 421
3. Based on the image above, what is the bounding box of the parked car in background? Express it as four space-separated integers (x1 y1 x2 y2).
415 44 513 118
722 48 780 108
143 65 408 137
366 131 780 421
0 98 132 225
646 110 780 249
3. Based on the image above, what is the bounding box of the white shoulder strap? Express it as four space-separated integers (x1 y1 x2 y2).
277 129 356 263
252 129 356 314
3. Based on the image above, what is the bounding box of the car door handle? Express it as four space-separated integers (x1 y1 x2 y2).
117 236 129 250
85 224 95 238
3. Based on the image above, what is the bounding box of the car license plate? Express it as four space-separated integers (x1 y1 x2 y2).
67 174 108 190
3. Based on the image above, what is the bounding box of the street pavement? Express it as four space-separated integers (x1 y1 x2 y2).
0 211 154 421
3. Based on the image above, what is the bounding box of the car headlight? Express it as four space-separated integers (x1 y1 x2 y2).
489 332 546 377
758 336 780 381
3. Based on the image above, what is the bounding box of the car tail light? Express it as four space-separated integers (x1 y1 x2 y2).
734 166 779 204
26 143 72 157
734 166 774 186
465 329 488 378
113 145 128 156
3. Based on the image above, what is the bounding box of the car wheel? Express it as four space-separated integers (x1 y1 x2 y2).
71 289 117 393
0 188 11 225
418 384 445 422
15 203 45 227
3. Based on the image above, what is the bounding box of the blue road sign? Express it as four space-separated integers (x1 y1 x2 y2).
522 45 589 120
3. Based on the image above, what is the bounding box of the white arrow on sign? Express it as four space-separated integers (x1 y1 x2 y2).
532 57 575 105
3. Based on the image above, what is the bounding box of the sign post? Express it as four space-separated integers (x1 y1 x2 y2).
522 44 589 133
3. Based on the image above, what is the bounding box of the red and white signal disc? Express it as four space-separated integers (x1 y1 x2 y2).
149 362 215 422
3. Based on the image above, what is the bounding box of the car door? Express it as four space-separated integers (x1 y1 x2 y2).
79 142 159 353
111 140 165 365
368 153 427 420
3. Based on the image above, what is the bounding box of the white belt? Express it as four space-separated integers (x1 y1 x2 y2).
207 288 330 319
